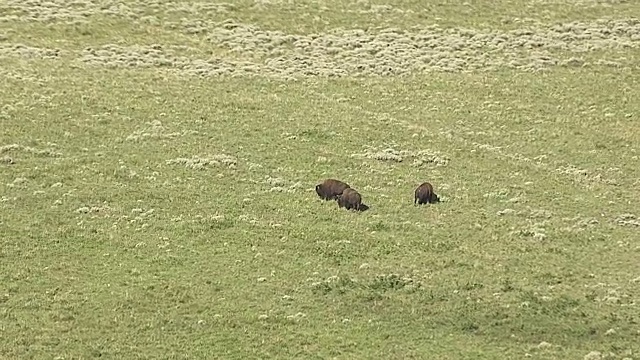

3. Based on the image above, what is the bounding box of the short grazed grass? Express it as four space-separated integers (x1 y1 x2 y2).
1 0 640 359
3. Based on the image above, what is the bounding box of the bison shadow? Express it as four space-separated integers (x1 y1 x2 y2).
337 202 369 212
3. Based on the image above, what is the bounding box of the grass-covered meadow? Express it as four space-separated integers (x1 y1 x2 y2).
1 0 639 358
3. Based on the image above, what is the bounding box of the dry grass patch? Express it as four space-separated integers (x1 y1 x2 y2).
0 143 63 157
165 154 237 170
125 120 200 142
66 19 640 77
351 146 450 167
0 43 63 59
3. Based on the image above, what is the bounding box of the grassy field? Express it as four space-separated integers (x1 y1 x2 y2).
1 0 640 359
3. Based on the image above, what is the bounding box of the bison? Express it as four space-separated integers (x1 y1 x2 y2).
315 178 350 201
414 182 440 205
337 188 363 211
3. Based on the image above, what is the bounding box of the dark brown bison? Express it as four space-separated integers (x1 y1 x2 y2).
414 182 440 205
337 188 363 211
315 179 350 201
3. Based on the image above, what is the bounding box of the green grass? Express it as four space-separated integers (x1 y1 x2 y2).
1 0 640 359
